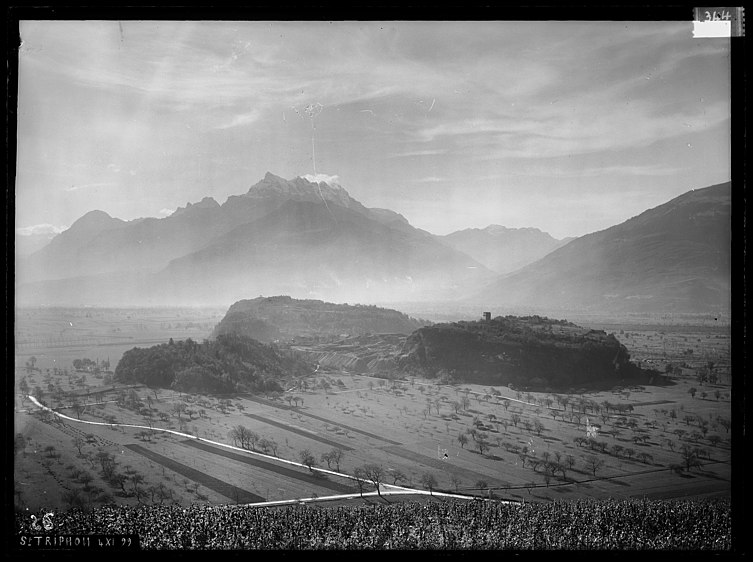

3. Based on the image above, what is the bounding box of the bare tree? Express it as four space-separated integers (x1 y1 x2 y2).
329 448 344 471
565 454 575 471
320 450 334 469
361 464 386 497
450 474 462 492
534 419 545 436
265 438 278 456
585 455 604 477
299 449 318 472
390 469 407 486
172 401 186 421
248 431 260 451
71 401 85 420
353 468 368 498
457 432 468 449
680 445 702 471
421 472 438 495
474 433 490 456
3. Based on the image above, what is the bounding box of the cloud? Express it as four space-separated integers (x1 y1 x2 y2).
413 97 729 161
64 182 117 192
388 149 448 159
16 223 67 236
412 176 448 183
501 163 686 179
301 173 341 185
157 208 175 217
214 108 263 130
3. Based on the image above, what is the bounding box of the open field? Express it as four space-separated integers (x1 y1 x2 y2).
15 306 226 374
125 444 265 503
14 307 732 514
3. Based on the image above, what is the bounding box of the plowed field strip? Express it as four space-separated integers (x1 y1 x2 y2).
181 439 356 494
125 444 265 503
241 394 402 445
243 413 355 451
379 445 508 486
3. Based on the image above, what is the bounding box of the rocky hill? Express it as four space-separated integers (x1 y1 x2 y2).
397 316 657 390
212 296 426 342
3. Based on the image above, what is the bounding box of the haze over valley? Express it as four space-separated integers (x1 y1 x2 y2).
17 174 730 317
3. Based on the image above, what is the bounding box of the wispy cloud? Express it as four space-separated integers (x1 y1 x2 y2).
214 109 263 130
413 98 729 160
502 163 686 179
412 176 448 183
64 182 117 192
387 149 448 159
16 223 67 236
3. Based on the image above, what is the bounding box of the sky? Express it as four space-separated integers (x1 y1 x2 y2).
15 20 730 240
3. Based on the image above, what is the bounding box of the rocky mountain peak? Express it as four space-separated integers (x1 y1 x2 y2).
245 172 359 210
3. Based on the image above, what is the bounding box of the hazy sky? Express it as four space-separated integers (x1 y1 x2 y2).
15 20 730 239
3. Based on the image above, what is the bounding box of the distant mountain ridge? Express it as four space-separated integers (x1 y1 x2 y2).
17 173 493 306
16 175 731 314
441 224 572 274
471 182 731 313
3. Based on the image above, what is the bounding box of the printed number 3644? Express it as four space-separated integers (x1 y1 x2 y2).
705 10 732 21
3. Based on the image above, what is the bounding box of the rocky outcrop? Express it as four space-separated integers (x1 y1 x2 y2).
213 296 426 342
397 316 647 389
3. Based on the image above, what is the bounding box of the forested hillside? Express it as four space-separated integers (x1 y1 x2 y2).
114 333 313 394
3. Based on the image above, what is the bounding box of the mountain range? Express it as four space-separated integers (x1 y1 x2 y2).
441 225 573 275
16 173 493 306
471 182 731 313
16 174 731 314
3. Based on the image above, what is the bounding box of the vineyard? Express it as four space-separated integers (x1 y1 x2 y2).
14 498 732 549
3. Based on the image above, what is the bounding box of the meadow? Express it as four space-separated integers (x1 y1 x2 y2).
14 307 731 516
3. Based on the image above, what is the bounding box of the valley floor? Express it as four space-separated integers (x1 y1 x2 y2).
13 307 732 516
